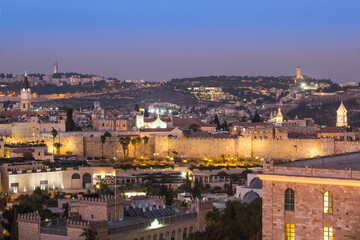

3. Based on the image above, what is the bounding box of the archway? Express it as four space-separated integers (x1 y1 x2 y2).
83 173 92 189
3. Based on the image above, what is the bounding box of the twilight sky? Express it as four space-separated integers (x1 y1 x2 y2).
0 0 359 83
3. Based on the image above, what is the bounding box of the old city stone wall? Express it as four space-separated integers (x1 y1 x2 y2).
164 137 252 159
4 135 360 161
3 136 84 157
251 138 335 160
334 141 360 154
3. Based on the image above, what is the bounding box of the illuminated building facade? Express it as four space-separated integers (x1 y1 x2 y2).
259 152 360 240
18 195 213 240
336 101 348 127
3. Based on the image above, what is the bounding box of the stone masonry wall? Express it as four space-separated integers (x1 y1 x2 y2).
3 136 84 157
5 134 360 161
262 180 360 240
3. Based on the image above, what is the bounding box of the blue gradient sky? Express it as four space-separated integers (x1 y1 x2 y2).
0 0 359 82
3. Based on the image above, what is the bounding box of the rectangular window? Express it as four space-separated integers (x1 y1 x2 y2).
324 227 333 240
40 180 48 190
107 212 112 222
324 191 333 214
285 223 295 240
10 183 19 194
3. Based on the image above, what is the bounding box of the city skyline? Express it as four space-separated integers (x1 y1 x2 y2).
0 0 359 83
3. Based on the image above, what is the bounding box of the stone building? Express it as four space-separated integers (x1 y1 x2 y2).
229 122 288 140
18 195 213 240
20 73 31 111
235 172 262 203
1 163 115 195
259 152 360 239
336 101 348 127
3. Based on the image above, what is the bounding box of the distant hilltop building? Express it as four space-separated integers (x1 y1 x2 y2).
294 66 304 83
20 72 31 111
54 61 58 74
336 101 348 127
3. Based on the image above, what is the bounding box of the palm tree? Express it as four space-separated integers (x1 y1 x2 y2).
119 136 131 159
142 136 149 156
50 128 58 154
53 142 62 154
100 135 107 158
131 136 142 157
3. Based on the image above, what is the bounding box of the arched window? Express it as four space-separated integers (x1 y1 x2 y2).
285 188 294 211
153 235 157 240
171 231 175 240
323 191 333 214
83 173 92 189
71 173 80 179
183 228 187 239
189 227 193 234
159 233 164 240
177 229 181 240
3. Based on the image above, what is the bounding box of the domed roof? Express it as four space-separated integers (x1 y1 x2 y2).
243 190 260 203
249 177 262 189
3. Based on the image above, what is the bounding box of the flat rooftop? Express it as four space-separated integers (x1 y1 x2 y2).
278 151 360 170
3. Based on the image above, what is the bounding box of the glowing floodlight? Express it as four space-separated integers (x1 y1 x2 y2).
148 219 163 229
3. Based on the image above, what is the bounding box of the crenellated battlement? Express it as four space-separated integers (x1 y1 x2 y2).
128 195 165 208
79 195 124 206
67 219 107 228
191 199 213 211
18 211 41 223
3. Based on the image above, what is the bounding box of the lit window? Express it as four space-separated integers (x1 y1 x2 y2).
324 191 333 214
285 188 295 211
323 227 333 240
285 223 295 240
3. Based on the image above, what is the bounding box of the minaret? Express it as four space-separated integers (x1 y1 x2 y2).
336 101 348 127
54 61 58 74
21 71 31 111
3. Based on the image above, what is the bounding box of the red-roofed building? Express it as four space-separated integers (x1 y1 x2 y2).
229 121 288 140
318 126 358 141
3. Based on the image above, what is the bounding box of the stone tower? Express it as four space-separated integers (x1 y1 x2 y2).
136 114 144 129
295 66 304 83
54 61 58 73
21 72 31 111
336 101 348 127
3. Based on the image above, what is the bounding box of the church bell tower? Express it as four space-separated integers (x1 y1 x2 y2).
21 72 31 111
336 101 347 127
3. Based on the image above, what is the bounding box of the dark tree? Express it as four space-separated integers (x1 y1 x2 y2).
119 137 131 159
103 131 112 138
158 185 174 206
214 114 221 130
135 104 140 112
66 108 76 131
251 113 262 123
80 228 98 240
144 109 149 118
188 124 201 132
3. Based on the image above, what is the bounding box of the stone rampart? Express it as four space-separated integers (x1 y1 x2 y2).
5 134 360 161
3 135 84 157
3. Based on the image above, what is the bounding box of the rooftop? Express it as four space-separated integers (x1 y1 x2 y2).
278 151 360 170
